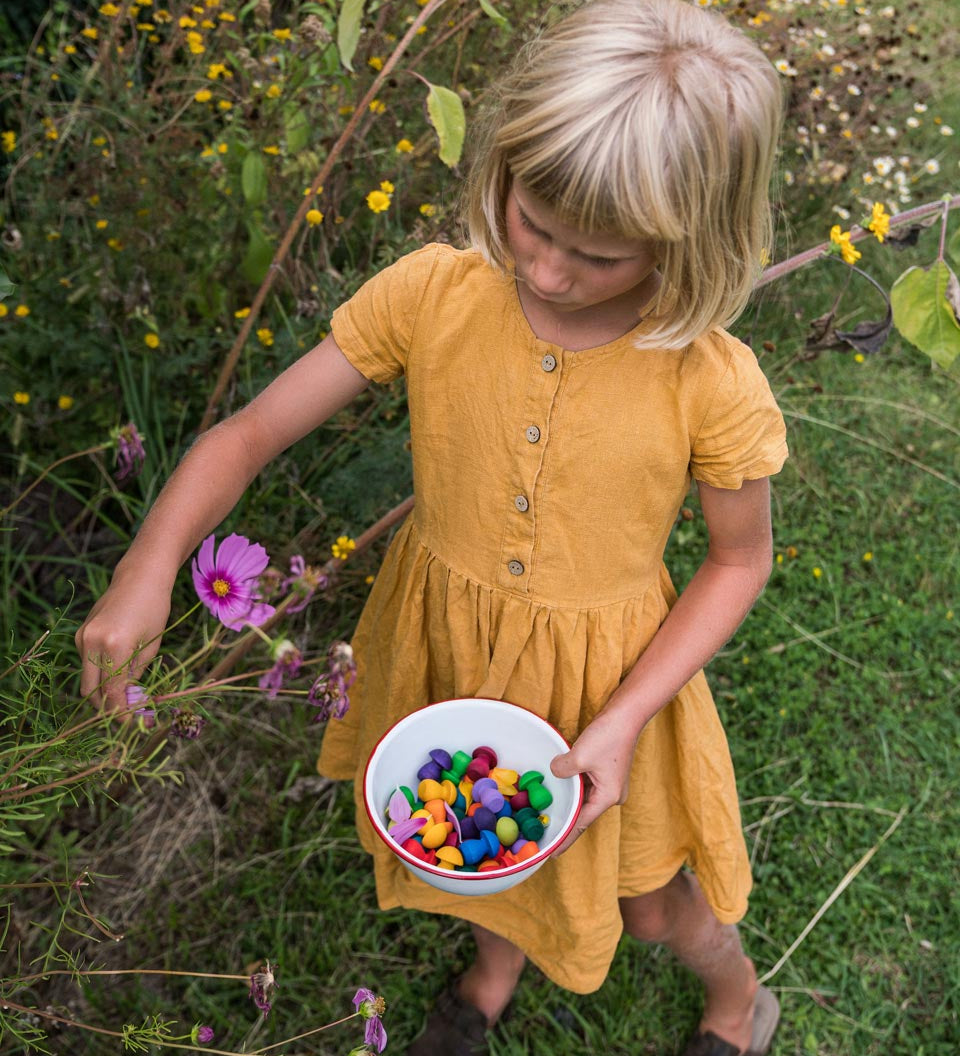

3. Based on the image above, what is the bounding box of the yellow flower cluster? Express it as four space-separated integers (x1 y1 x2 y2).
257 327 274 347
366 181 394 214
306 208 324 226
331 535 357 560
829 225 860 265
1 131 15 153
867 202 890 243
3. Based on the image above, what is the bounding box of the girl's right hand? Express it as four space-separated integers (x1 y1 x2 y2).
75 568 172 715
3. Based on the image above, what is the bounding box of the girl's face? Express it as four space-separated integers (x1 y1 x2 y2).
505 181 659 316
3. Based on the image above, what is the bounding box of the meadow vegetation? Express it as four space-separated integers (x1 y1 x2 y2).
1 0 958 1053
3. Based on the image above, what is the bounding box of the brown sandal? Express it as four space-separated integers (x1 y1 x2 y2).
405 986 490 1056
682 986 780 1056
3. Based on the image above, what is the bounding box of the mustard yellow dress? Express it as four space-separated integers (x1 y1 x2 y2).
318 243 788 994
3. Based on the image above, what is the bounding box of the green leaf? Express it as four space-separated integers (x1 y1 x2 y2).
0 267 14 302
337 0 364 71
425 82 466 168
241 221 274 285
478 0 510 28
890 261 960 370
241 151 267 207
285 106 310 154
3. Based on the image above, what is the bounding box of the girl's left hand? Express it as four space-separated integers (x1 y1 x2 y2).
549 706 639 854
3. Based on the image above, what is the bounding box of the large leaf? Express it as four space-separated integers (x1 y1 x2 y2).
890 261 960 370
337 0 364 71
0 267 14 302
285 106 310 154
425 82 466 168
241 221 274 285
241 151 267 207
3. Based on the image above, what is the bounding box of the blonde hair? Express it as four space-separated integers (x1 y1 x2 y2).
465 0 782 350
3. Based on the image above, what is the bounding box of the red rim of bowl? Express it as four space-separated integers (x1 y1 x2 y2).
363 697 584 881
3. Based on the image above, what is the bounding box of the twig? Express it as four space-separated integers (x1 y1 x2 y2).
0 631 50 680
757 194 960 290
0 444 110 520
7 968 250 986
758 804 908 984
198 0 451 432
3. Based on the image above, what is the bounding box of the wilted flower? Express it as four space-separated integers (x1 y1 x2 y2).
249 961 277 1016
192 534 276 630
259 639 303 699
308 641 356 722
169 708 206 740
282 554 328 613
353 988 387 1054
125 684 156 728
114 422 146 484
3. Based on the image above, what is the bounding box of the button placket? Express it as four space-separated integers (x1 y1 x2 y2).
498 344 564 591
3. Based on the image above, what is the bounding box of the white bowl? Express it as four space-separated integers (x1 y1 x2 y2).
363 697 584 896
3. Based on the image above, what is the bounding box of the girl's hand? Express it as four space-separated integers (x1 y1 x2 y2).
75 568 172 715
549 706 640 854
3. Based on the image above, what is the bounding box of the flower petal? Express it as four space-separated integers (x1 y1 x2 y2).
388 787 411 823
195 534 217 577
352 988 376 1013
217 533 270 581
365 1017 387 1053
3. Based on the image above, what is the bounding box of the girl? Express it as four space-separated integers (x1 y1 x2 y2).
77 1 787 1053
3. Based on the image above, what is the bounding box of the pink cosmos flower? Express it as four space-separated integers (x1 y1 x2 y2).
258 639 303 699
125 684 156 727
192 533 276 631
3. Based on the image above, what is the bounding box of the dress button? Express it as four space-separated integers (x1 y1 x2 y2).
525 425 541 443
541 353 557 372
507 560 525 576
514 494 529 513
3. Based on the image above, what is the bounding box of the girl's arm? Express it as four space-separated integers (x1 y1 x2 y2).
76 334 369 710
550 476 774 851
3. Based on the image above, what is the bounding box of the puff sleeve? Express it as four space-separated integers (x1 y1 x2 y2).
330 244 443 384
689 334 788 489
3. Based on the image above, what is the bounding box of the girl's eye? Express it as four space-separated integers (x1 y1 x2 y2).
518 210 539 233
587 255 619 269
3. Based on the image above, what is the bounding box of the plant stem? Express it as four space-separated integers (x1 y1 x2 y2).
937 196 949 262
7 968 250 986
198 0 451 432
251 1012 358 1052
0 444 110 520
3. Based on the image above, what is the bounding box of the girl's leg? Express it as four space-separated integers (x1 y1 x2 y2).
458 923 527 1025
620 871 758 1052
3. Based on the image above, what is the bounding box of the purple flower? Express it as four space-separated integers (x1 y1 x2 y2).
191 1024 215 1044
114 422 146 484
258 639 303 699
169 707 206 740
353 988 387 1054
281 554 328 614
125 684 156 728
249 961 277 1016
308 640 356 723
192 533 276 631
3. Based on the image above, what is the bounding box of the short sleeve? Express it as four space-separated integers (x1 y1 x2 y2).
330 244 443 384
689 335 788 489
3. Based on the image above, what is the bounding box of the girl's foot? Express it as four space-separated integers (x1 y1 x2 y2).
684 983 780 1056
697 953 758 1052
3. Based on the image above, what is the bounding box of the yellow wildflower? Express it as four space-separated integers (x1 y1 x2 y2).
263 144 280 155
82 26 99 39
235 307 251 318
331 535 356 560
14 391 30 404
265 83 281 99
15 305 30 317
218 11 235 20
195 89 213 103
829 224 861 265
380 180 394 194
218 100 232 110
179 15 197 27
107 237 123 250
100 2 120 15
273 28 292 41
306 208 324 226
812 566 823 579
369 99 386 115
1 131 15 153
207 62 230 79
92 136 106 146
366 189 391 213
144 333 160 348
186 31 205 53
96 219 109 229
257 327 274 346
64 44 77 54
868 201 890 243
862 551 873 562
368 56 384 70
45 127 59 141
0 304 8 318
419 203 436 217
396 138 414 153
216 142 228 154
58 395 75 410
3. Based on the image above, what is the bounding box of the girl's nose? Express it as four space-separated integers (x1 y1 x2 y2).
529 246 572 295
